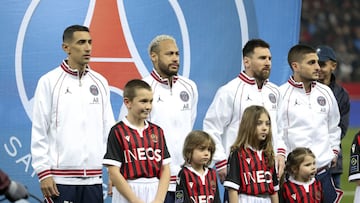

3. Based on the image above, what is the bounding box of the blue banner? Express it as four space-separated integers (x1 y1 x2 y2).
0 1 301 202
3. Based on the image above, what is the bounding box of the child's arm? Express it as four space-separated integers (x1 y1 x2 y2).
107 166 144 203
152 163 170 203
270 192 279 203
228 188 238 203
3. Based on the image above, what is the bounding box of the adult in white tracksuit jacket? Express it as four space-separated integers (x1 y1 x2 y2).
203 71 280 170
276 44 341 203
119 35 198 195
203 39 280 181
31 60 115 185
276 77 341 169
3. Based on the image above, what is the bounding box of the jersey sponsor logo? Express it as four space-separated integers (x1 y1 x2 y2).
320 107 326 113
182 103 190 111
245 158 251 164
151 134 158 143
317 96 326 106
123 147 162 163
294 99 300 106
291 193 296 200
180 91 189 102
175 190 184 203
90 85 99 96
190 195 214 203
176 176 181 185
65 87 72 94
91 97 99 104
157 96 164 103
268 93 276 103
243 170 273 185
246 94 252 101
315 191 322 200
350 155 359 173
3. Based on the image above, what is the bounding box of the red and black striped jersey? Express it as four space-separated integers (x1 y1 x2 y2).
280 177 323 203
224 147 279 195
103 119 171 179
175 166 221 203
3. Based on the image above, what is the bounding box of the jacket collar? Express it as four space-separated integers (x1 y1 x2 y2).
288 76 316 90
238 71 268 87
150 69 178 85
60 60 89 76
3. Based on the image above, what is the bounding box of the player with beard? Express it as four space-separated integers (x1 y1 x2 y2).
203 39 281 195
118 35 198 203
276 44 342 203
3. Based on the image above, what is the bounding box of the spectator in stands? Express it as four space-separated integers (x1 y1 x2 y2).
300 0 360 82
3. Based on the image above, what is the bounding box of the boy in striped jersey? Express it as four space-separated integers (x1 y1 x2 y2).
103 79 171 203
175 130 221 203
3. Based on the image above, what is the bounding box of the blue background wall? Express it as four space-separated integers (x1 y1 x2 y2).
0 1 302 202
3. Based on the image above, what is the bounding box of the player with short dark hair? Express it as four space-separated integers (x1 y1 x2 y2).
203 39 281 186
276 44 342 203
31 24 115 203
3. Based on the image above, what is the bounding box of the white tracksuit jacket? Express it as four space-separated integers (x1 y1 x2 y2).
31 60 115 184
203 72 280 170
276 77 341 168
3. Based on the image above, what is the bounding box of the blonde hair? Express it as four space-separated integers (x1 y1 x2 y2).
230 105 275 166
182 130 216 167
148 34 176 55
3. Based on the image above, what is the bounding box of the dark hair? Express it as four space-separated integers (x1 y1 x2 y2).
63 25 90 43
287 44 316 68
123 79 152 101
182 130 216 167
285 147 315 177
242 39 270 57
